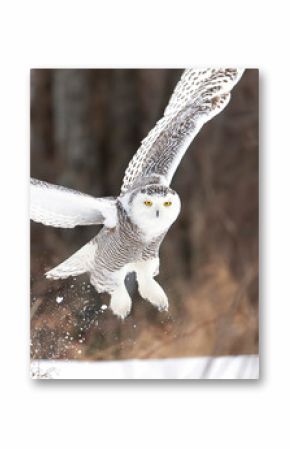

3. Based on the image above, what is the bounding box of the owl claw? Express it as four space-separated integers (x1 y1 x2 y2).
158 303 169 312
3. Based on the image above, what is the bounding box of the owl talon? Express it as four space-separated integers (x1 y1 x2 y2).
158 303 169 312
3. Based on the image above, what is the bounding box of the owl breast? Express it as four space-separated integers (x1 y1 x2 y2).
90 203 165 293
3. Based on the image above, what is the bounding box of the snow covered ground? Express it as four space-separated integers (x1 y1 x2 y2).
31 355 259 380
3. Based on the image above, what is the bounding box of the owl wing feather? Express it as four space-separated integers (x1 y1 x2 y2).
121 68 244 194
45 237 97 279
30 178 117 228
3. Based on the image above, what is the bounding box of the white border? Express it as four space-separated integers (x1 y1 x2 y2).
1 1 289 448
31 356 259 380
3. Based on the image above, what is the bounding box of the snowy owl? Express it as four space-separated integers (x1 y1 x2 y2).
31 68 244 318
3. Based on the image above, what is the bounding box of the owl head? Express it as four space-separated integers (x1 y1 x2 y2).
121 184 181 241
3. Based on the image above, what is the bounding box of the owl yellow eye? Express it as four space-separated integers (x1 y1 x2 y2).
163 201 172 207
144 200 153 207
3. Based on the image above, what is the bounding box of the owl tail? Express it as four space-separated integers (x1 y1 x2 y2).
45 238 96 280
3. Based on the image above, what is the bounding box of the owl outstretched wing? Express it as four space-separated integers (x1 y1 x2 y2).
30 178 117 228
121 68 244 194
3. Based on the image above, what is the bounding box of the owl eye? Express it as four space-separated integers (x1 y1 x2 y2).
163 201 172 207
144 200 153 207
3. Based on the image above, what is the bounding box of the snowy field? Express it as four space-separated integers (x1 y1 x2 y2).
31 355 259 380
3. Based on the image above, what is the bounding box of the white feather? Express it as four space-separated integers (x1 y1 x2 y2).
45 238 97 279
30 179 117 228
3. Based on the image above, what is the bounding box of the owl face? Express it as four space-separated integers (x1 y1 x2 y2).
125 185 181 241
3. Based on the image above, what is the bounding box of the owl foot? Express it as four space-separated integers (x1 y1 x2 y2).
138 279 169 312
110 287 132 319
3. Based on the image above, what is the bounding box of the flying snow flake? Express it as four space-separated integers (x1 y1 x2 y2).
56 296 64 304
101 304 108 311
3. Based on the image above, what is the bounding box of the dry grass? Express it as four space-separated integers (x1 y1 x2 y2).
31 259 258 361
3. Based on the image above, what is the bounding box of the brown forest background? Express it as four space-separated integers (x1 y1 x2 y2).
30 69 258 361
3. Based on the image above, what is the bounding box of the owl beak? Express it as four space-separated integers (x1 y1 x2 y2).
156 210 160 218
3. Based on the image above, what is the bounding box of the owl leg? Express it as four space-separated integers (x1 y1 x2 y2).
106 267 132 319
135 258 168 311
90 266 132 319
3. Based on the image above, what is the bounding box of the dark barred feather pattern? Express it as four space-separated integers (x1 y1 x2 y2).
121 68 244 194
89 203 164 292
